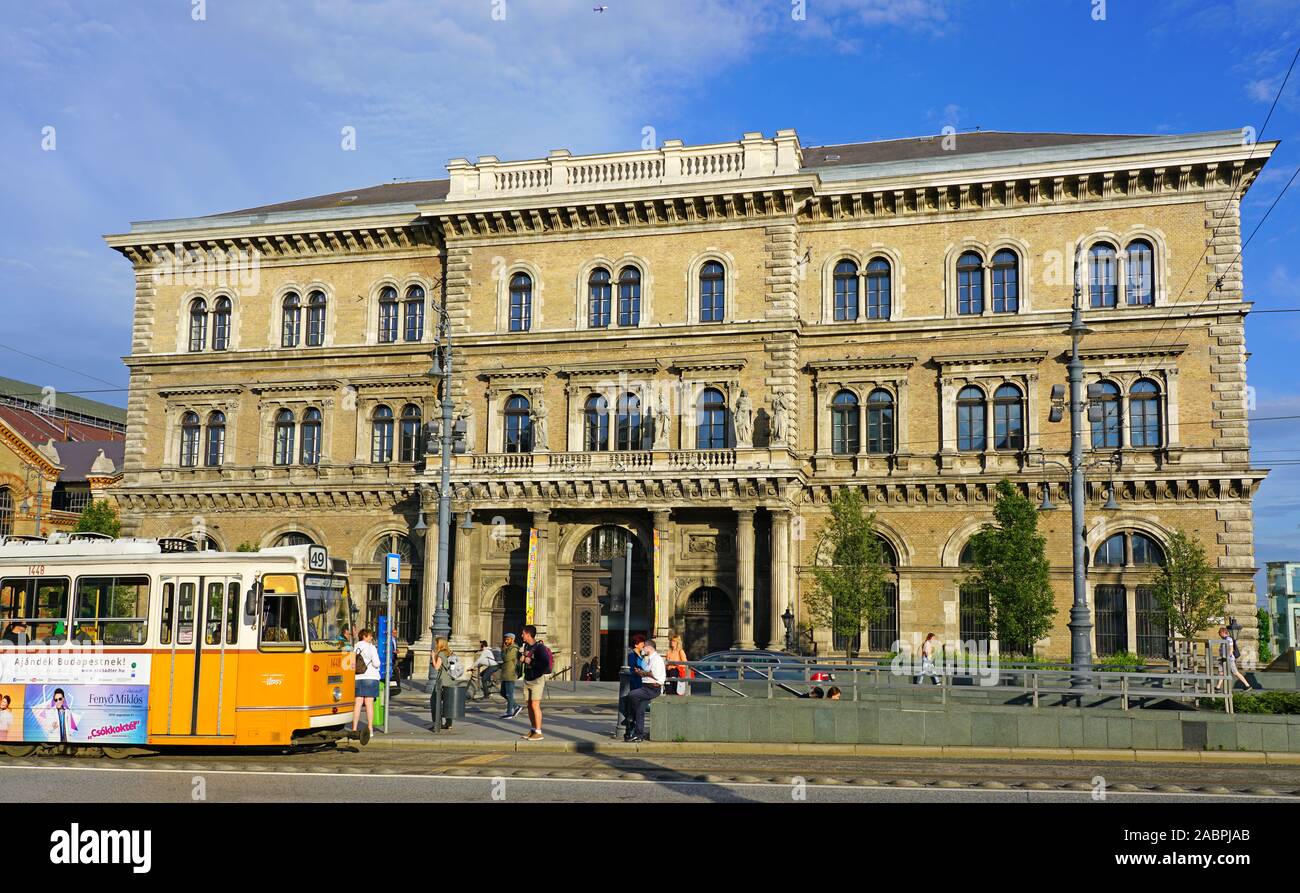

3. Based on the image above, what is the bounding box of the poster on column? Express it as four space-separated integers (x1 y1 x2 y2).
524 527 539 623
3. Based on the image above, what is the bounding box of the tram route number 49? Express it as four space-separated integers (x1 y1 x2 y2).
307 545 329 572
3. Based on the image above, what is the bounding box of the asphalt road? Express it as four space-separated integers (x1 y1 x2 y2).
1 745 1296 803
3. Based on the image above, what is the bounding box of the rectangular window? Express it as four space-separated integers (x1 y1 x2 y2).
160 582 174 644
176 582 196 645
993 402 1023 450
959 584 991 644
957 405 986 452
307 575 352 651
73 576 149 645
226 582 240 645
866 582 900 653
204 581 225 645
260 574 304 650
1135 585 1167 660
1 577 71 645
1094 584 1128 657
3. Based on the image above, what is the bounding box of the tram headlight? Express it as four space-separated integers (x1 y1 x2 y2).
332 686 343 703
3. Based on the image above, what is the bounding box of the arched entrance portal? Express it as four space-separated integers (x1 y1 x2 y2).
683 587 734 658
490 585 527 644
569 525 650 681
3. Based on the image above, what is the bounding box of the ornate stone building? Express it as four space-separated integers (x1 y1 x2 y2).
105 128 1274 675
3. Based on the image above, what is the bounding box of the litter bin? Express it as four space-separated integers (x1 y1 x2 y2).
430 681 468 731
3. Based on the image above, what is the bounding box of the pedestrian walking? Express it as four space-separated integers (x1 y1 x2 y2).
620 634 646 740
916 632 941 685
351 627 381 746
664 634 691 696
1218 627 1256 691
499 633 522 719
430 637 456 731
625 638 665 742
520 625 552 741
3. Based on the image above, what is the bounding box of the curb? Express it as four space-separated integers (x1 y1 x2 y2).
363 735 1297 765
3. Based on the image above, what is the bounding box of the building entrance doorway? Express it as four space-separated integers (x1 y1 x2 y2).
490 585 527 644
569 525 649 681
682 586 734 658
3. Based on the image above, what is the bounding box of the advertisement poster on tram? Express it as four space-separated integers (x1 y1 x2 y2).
21 684 149 745
0 651 151 744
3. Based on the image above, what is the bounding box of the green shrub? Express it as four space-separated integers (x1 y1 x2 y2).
1095 651 1144 672
1229 691 1300 715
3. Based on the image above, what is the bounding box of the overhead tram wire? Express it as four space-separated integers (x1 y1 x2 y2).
1140 43 1300 353
0 341 127 390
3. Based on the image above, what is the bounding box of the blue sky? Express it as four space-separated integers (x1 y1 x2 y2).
1 0 1298 594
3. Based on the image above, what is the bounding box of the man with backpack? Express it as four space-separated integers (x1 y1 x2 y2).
1218 626 1256 692
519 625 552 741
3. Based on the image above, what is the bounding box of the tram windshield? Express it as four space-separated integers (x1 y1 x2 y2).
304 574 353 651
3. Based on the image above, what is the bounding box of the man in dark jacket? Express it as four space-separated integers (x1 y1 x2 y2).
499 633 522 719
520 625 552 741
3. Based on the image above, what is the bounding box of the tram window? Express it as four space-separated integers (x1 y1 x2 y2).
205 581 224 645
160 583 174 645
225 583 239 645
1 577 71 645
73 576 149 645
177 583 196 646
260 595 304 648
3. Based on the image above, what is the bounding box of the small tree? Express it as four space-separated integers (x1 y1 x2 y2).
1257 608 1273 665
806 489 889 657
965 479 1056 657
236 541 259 553
73 500 121 538
1151 528 1227 644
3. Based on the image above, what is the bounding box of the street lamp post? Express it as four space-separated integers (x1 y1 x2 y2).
1066 245 1094 688
782 606 795 653
429 301 455 644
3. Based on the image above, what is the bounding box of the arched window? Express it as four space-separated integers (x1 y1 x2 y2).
865 257 891 320
1091 530 1168 658
204 411 225 467
371 405 394 463
1089 243 1118 308
833 259 859 321
830 390 859 455
509 273 532 332
696 388 727 449
1090 380 1122 448
1096 533 1127 566
188 298 208 352
957 386 986 451
990 249 1019 313
957 251 983 315
275 532 315 547
399 403 422 463
992 383 1024 451
212 297 232 350
306 290 327 346
615 393 643 451
273 409 295 466
1132 532 1165 566
699 261 725 323
958 541 991 644
584 395 609 451
865 389 894 455
281 292 301 347
179 411 200 467
378 286 399 343
300 408 322 465
588 268 611 328
618 266 641 327
0 486 12 538
1126 240 1154 306
404 285 425 341
504 395 532 453
1130 379 1162 447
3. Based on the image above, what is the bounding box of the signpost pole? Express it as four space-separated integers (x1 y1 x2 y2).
383 552 400 734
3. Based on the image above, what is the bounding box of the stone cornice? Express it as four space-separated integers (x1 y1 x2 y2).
0 420 61 477
1076 344 1188 361
932 349 1049 368
670 357 749 374
157 385 246 399
556 360 661 379
807 356 917 376
482 367 553 384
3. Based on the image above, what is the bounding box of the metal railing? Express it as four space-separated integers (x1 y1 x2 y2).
665 656 1235 713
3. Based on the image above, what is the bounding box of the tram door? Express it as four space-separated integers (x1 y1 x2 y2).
156 575 240 738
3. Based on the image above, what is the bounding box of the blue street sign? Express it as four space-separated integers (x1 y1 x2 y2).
385 552 401 584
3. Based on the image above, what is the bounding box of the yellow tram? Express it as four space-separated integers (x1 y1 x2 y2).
0 533 358 755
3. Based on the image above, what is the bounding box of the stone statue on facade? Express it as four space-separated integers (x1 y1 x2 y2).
733 389 754 448
653 395 671 449
530 395 549 451
770 391 790 445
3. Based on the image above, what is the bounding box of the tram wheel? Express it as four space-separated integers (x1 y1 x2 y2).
102 746 133 760
1 745 37 757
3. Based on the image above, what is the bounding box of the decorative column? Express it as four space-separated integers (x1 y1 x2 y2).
412 505 440 679
653 509 673 644
449 520 474 651
769 509 791 649
531 509 551 640
736 508 756 650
